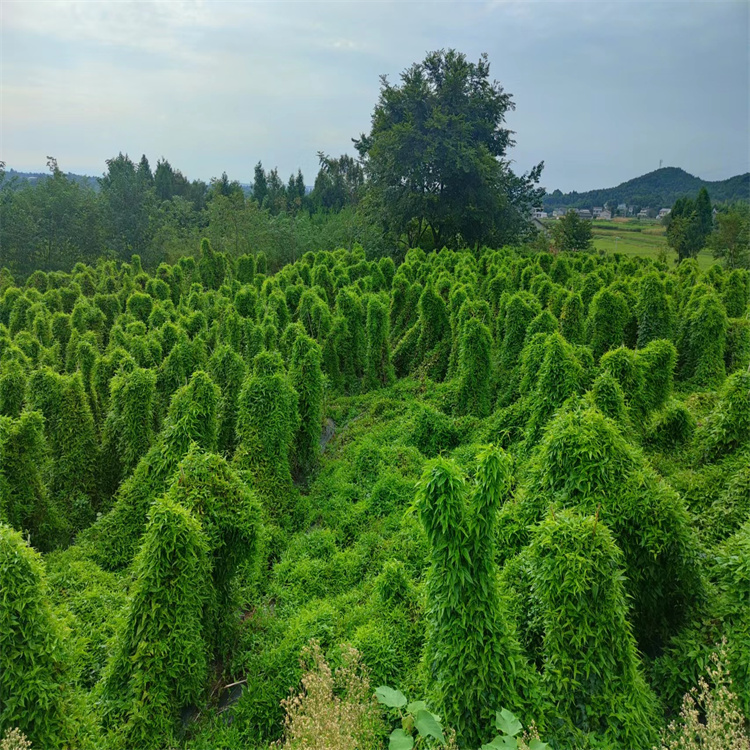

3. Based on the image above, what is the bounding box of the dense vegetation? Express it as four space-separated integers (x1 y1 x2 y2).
544 167 749 212
1 237 749 748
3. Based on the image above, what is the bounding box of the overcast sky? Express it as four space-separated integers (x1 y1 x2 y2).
1 0 748 193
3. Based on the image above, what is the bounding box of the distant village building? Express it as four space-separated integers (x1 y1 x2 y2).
577 209 593 220
637 209 650 219
657 208 671 219
531 209 548 219
599 209 612 220
593 207 604 217
617 203 627 214
552 209 565 218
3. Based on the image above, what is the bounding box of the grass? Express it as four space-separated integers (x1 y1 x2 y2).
543 219 715 270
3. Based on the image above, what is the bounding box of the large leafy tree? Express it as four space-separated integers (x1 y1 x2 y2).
354 49 543 250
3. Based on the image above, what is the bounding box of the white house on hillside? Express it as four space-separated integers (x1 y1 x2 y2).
657 208 671 219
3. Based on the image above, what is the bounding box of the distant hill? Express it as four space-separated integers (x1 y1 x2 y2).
543 167 749 211
3 169 100 191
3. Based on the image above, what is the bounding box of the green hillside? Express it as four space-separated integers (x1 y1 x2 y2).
544 167 749 211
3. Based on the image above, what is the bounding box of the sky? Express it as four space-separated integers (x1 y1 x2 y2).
1 0 748 193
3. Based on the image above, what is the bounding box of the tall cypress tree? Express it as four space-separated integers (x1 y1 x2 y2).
290 334 323 478
364 294 394 390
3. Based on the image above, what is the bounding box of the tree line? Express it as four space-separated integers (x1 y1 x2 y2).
1 50 545 279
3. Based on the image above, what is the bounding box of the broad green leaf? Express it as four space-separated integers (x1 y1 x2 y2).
485 736 518 749
375 685 407 708
415 709 445 744
406 700 428 715
495 708 522 736
389 728 415 750
529 740 551 750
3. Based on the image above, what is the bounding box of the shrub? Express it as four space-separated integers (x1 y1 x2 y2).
647 400 696 450
409 404 460 457
657 641 750 750
636 271 672 347
0 525 70 748
456 317 493 418
417 447 534 747
694 371 750 463
83 369 220 569
290 334 324 478
587 287 629 360
235 351 299 513
275 641 383 750
101 497 209 749
207 343 247 455
527 510 658 749
518 405 703 655
365 294 394 390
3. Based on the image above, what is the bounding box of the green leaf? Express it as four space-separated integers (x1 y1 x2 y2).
406 700 428 715
484 736 518 749
529 741 551 750
389 728 415 750
495 708 522 737
415 709 445 744
375 685 407 709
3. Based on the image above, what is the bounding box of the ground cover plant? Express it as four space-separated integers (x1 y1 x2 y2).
0 242 748 749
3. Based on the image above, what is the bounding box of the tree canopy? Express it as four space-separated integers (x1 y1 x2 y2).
354 49 544 250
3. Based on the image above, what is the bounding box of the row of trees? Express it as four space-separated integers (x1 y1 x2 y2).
1 50 546 279
666 187 750 268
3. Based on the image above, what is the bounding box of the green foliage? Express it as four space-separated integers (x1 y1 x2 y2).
290 334 324 478
456 317 493 417
550 210 593 252
586 287 629 361
235 351 300 515
101 366 157 495
646 400 696 450
678 288 728 387
409 405 460 458
526 510 659 748
0 524 70 748
694 371 750 463
101 496 209 748
207 343 247 455
417 447 534 747
365 294 395 390
518 405 703 655
354 49 542 249
0 411 60 549
0 359 25 418
83 369 220 569
636 271 672 347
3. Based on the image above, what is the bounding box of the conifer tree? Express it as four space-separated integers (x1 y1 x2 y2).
83 370 220 569
101 366 158 497
101 497 209 748
235 351 299 507
525 332 584 446
695 371 750 463
0 411 59 549
636 272 672 347
161 448 262 656
0 524 70 747
418 447 533 747
722 268 750 317
587 287 629 361
527 511 658 748
0 358 25 418
456 317 493 417
207 343 247 455
416 283 451 380
364 294 394 390
290 334 323 478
